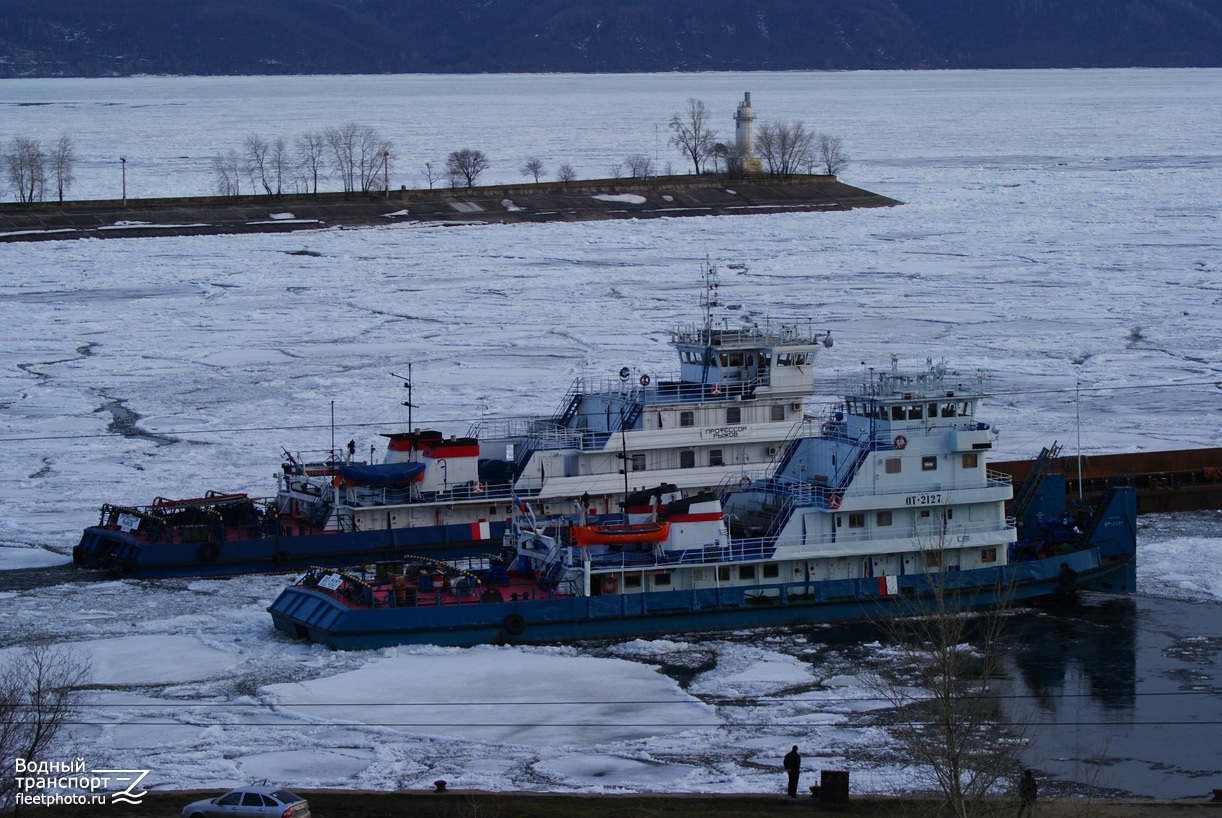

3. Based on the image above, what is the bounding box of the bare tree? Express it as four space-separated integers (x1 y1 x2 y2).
624 153 653 179
668 98 717 175
521 157 546 183
713 142 747 179
556 163 576 185
296 131 326 194
3 137 46 203
446 149 489 189
422 160 443 190
244 134 273 196
863 535 1028 818
48 136 75 203
755 120 816 179
815 133 849 176
1 643 91 811
608 160 624 180
268 136 290 196
324 123 382 193
211 149 243 196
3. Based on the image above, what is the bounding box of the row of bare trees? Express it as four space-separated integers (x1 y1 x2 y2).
3 136 76 203
212 124 394 196
667 97 849 178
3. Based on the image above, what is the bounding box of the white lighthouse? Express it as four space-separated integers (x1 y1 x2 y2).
734 92 760 171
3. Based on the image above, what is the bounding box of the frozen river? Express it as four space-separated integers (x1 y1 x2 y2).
1 69 1220 800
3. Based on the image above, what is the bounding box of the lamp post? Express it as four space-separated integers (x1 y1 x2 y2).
120 157 127 205
383 151 389 196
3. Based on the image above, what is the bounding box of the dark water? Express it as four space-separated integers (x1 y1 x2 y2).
1008 593 1222 799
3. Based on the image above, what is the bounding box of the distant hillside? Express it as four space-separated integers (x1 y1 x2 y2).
2 0 1220 77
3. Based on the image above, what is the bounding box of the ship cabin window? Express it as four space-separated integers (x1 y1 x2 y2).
919 509 931 519
940 402 956 417
679 411 694 428
848 513 865 529
746 355 755 368
624 574 642 589
924 551 942 568
958 402 973 416
719 353 729 367
709 449 724 467
877 510 893 526
922 455 938 471
981 547 997 563
718 565 731 582
726 406 742 424
885 458 901 474
631 454 646 471
908 405 923 420
891 405 905 421
928 403 938 418
680 450 696 469
653 572 671 587
771 404 785 421
962 453 979 469
727 352 743 367
762 563 780 579
739 565 756 580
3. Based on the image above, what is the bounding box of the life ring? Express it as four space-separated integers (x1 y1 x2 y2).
199 542 220 563
600 576 618 594
472 481 485 494
739 476 753 490
894 434 908 450
711 383 722 396
503 613 526 635
828 493 841 509
639 374 651 386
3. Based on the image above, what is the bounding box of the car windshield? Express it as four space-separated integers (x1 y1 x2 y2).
269 790 301 803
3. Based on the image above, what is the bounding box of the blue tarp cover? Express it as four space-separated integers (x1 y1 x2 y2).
337 462 425 486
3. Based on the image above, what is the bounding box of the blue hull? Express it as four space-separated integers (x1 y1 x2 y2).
267 549 1135 650
74 521 508 579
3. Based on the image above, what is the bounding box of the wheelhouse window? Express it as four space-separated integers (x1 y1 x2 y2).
679 410 694 428
726 406 742 424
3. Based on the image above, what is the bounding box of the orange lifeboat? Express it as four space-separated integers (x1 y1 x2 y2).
571 522 670 547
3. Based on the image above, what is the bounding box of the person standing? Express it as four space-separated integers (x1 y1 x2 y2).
1018 768 1037 817
783 745 801 798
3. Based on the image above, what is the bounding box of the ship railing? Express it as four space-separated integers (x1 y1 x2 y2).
671 319 828 347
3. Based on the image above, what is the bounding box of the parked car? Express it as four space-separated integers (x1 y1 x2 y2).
181 786 311 818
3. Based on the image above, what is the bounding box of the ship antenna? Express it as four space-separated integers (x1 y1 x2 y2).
391 364 417 457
